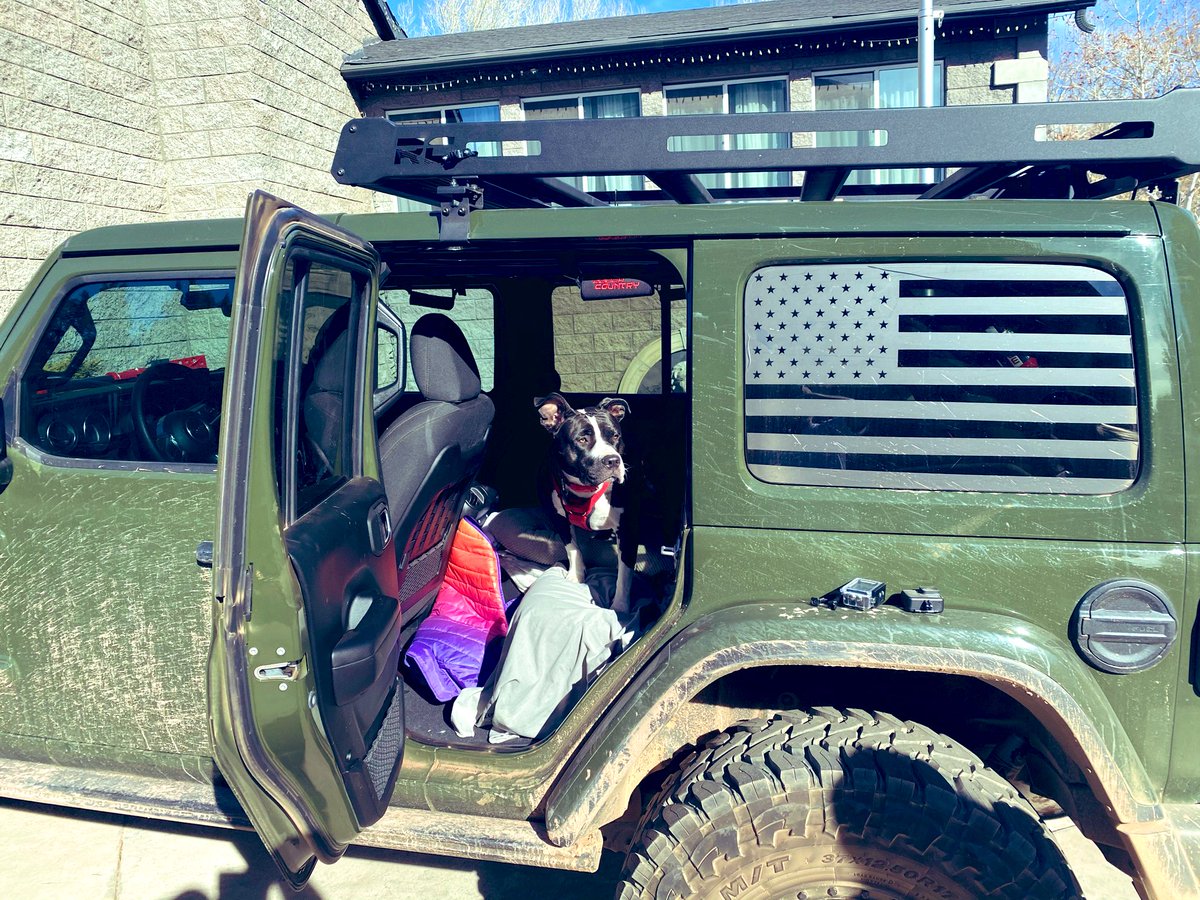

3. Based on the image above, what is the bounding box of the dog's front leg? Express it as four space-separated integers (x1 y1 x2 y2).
565 541 586 583
611 559 632 614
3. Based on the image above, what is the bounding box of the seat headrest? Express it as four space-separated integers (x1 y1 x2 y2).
310 330 348 394
304 331 349 470
411 313 482 403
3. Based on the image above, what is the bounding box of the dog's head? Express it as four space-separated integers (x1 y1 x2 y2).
534 392 629 486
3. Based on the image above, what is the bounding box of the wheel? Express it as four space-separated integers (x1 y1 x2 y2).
618 708 1080 900
131 361 215 462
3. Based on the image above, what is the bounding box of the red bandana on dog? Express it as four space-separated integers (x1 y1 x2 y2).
553 474 612 530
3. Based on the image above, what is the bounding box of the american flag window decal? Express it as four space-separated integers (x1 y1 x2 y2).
743 262 1140 494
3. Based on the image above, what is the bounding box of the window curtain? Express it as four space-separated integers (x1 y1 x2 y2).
813 72 875 185
583 93 641 193
877 67 943 185
729 81 787 189
666 86 724 190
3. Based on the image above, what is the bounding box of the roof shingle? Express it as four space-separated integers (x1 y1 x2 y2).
344 0 1093 76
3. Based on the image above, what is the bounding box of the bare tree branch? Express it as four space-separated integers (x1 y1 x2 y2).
400 0 631 37
1050 0 1200 211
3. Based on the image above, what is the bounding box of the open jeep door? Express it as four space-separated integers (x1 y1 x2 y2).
209 191 404 886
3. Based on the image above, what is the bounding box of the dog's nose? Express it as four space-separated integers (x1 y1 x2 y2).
602 455 621 470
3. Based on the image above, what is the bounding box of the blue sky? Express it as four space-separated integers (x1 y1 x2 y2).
394 0 725 32
393 0 1196 38
631 0 719 11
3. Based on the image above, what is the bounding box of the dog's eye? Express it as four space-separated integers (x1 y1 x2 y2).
576 437 589 446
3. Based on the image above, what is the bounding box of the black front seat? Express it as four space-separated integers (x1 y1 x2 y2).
378 313 494 622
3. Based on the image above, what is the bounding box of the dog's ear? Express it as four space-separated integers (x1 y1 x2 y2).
599 397 630 423
534 392 573 434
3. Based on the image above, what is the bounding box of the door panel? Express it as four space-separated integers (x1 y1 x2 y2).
209 191 403 886
284 476 403 818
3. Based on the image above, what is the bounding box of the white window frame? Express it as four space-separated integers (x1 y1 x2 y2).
661 76 790 192
520 89 642 194
384 100 502 124
519 87 642 119
811 61 946 186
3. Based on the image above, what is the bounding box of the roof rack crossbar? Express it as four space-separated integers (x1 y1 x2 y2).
647 172 713 204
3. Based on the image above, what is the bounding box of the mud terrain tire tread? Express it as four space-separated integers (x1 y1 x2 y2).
618 708 1080 900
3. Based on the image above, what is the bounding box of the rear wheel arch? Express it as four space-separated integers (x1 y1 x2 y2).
545 616 1159 855
596 666 1113 847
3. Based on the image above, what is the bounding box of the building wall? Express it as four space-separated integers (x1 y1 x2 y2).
0 0 379 316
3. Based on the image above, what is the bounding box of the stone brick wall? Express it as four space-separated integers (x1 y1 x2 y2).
0 0 380 317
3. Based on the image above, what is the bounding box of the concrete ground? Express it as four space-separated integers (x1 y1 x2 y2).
0 798 1136 899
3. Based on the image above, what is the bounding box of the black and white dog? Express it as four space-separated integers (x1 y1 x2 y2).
535 392 638 614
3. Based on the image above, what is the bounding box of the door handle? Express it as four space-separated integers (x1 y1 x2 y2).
367 500 391 556
330 595 400 705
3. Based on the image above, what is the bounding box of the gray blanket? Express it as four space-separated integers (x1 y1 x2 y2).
470 568 629 741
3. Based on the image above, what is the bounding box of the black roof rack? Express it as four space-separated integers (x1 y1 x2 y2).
332 89 1200 214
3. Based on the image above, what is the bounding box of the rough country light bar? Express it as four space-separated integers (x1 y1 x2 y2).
332 89 1200 210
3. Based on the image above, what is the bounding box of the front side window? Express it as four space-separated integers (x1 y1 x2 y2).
23 276 232 463
277 256 366 519
814 64 944 186
665 78 789 191
523 91 642 194
743 262 1138 494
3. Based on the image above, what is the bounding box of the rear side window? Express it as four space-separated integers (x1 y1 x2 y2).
743 262 1138 494
552 284 687 394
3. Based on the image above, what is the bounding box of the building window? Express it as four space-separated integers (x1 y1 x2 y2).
386 103 502 157
742 261 1138 494
664 77 789 192
522 90 642 194
813 63 944 186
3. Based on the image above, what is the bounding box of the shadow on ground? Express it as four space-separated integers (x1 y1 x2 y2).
0 797 622 900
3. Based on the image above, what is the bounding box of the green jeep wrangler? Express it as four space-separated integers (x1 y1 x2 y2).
2 91 1199 900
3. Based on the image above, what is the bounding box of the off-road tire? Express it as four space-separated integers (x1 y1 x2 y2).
618 708 1080 900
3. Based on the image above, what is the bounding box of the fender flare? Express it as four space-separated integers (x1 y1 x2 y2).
543 602 1162 846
